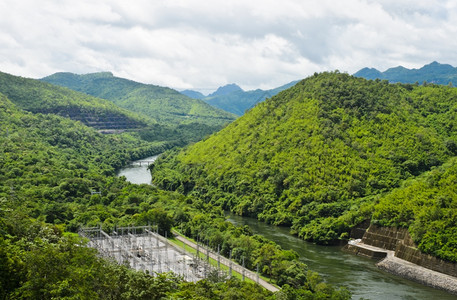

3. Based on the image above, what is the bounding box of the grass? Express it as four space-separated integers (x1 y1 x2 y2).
168 230 268 285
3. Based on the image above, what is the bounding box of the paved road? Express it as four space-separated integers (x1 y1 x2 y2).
173 232 279 293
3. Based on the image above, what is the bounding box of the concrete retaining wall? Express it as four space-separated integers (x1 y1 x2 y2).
361 225 408 251
361 224 457 278
395 242 457 278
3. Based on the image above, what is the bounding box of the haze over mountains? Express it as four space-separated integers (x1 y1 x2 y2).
181 62 457 117
354 61 457 86
182 81 299 116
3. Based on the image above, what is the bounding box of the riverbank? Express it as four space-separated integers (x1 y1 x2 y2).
345 239 457 295
118 160 457 300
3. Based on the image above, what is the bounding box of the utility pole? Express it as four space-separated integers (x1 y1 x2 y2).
242 256 245 281
229 250 232 278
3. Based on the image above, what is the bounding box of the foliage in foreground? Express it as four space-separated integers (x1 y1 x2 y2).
0 211 349 299
0 211 272 300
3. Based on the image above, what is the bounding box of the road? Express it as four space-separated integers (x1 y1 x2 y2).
173 231 279 293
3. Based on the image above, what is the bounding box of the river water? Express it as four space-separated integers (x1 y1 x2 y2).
118 157 455 300
116 155 159 185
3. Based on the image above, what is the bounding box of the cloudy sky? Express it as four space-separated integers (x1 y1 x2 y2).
1 0 456 93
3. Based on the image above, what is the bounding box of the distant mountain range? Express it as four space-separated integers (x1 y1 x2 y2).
354 61 457 85
180 89 206 100
181 81 299 116
184 62 457 117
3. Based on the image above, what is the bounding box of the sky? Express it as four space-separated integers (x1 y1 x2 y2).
1 0 457 94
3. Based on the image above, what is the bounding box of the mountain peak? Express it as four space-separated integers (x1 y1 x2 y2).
208 84 243 97
83 72 114 78
354 61 457 85
180 89 205 100
353 67 382 79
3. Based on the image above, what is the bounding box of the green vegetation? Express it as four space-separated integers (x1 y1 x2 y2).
151 72 457 262
373 157 457 262
0 70 226 148
354 61 457 86
0 81 349 298
41 72 236 126
0 212 277 299
0 71 148 130
0 92 165 227
41 71 237 145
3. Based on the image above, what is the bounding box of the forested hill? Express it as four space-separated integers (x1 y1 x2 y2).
0 71 148 130
151 72 457 262
354 61 457 86
0 91 349 299
41 72 236 126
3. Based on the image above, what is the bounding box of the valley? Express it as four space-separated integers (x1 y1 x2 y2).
2 65 457 298
120 156 457 299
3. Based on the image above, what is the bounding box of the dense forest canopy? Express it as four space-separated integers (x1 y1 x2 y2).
151 72 457 262
0 80 349 298
41 72 236 126
0 71 148 130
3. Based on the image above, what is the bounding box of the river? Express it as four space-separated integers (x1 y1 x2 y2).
116 155 159 185
118 157 456 299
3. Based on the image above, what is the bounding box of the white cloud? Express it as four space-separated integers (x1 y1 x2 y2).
0 0 457 92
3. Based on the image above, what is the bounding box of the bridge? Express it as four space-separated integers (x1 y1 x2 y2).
131 160 155 166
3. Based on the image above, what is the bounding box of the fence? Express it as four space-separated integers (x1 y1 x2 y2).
79 225 224 282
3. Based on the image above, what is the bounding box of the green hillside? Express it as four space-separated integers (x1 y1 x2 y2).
0 71 221 146
150 72 457 261
354 61 457 86
0 92 348 299
0 71 148 130
41 72 236 126
373 157 457 262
